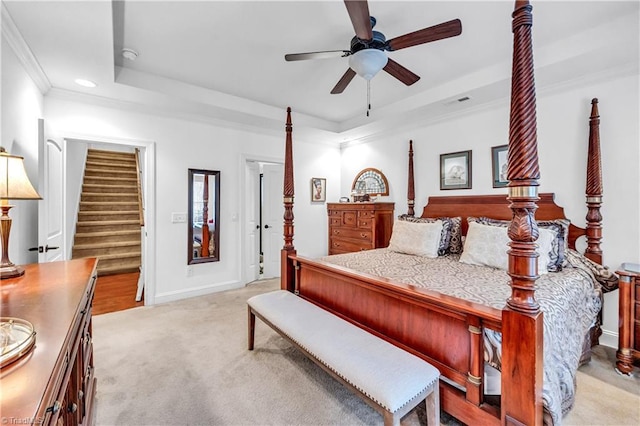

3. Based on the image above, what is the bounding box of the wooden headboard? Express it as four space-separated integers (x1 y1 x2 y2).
419 193 586 251
406 97 604 264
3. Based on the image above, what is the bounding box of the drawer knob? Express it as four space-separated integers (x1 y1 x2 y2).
68 402 78 413
361 233 367 238
47 401 62 414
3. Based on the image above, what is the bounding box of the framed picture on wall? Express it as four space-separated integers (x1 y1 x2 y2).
440 150 472 190
311 177 326 202
491 144 509 188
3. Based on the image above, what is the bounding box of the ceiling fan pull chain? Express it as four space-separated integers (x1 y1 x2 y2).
367 80 371 117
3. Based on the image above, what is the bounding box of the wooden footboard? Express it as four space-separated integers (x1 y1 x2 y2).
290 254 502 425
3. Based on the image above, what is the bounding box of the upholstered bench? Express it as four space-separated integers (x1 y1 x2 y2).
247 290 440 426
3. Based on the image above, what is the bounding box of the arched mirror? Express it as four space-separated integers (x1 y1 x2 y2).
188 169 220 264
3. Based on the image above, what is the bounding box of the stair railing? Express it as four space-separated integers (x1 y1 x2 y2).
134 148 145 227
134 148 145 302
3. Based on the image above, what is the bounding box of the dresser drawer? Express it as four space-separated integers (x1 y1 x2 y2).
330 227 372 241
358 218 372 228
358 210 374 219
634 320 640 352
329 237 372 253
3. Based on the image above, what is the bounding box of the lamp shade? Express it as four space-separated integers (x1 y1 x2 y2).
0 149 41 200
348 49 388 81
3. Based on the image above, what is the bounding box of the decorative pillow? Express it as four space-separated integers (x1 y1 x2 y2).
468 216 569 272
388 219 443 258
397 215 452 255
565 249 618 292
447 217 463 254
460 221 555 274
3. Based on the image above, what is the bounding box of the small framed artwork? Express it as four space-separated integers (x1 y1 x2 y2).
491 144 509 188
440 150 472 190
311 177 326 202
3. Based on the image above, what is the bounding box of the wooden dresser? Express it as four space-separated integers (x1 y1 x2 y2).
616 267 640 374
0 258 98 425
327 202 394 255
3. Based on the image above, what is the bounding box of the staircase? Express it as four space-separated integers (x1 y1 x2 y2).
72 149 143 276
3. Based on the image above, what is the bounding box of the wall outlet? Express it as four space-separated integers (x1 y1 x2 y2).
172 212 187 223
186 266 193 277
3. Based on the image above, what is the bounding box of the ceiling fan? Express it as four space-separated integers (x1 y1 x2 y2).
284 0 462 95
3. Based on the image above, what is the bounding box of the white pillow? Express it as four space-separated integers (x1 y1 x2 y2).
387 219 443 258
460 221 556 274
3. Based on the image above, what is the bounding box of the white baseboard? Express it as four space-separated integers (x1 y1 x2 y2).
154 280 243 305
599 329 618 349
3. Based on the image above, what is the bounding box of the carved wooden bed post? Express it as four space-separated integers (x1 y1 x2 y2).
281 107 297 292
407 140 415 216
502 1 543 425
585 98 603 265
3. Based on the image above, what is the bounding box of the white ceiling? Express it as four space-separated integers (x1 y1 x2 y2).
3 0 639 143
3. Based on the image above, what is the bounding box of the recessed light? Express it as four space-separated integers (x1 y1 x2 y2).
75 79 97 88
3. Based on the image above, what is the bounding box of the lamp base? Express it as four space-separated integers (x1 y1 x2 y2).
0 264 25 279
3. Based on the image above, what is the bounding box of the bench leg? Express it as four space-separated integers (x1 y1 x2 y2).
248 306 256 350
425 383 440 426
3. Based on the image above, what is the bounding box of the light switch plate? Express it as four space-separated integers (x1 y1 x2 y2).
172 212 187 223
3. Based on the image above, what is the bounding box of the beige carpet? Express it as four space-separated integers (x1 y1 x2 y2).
93 279 639 425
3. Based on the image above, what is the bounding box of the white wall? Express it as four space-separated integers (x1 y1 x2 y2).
44 96 340 303
63 139 88 259
1 37 44 265
340 72 640 346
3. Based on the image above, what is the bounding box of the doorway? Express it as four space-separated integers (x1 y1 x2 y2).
243 159 284 283
61 136 156 307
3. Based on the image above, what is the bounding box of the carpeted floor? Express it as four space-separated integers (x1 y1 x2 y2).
93 278 640 425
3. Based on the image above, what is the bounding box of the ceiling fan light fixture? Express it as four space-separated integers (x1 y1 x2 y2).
348 49 388 80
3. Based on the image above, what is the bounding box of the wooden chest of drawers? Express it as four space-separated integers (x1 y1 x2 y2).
616 268 640 374
0 258 98 425
327 202 394 255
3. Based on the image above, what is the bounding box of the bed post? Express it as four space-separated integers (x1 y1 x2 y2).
407 140 415 216
502 2 543 425
281 107 297 292
585 98 603 265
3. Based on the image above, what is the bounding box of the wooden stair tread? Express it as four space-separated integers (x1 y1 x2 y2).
78 210 139 215
74 241 140 250
82 184 137 190
84 173 138 181
80 201 139 205
76 220 141 226
91 251 141 260
75 230 140 238
82 192 138 197
88 149 135 156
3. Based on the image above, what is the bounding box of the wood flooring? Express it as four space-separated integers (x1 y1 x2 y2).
93 271 144 315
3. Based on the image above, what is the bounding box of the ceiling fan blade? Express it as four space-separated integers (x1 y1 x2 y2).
285 50 351 62
344 0 373 40
386 19 462 51
383 59 420 86
331 68 357 94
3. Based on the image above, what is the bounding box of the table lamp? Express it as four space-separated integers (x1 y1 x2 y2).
0 147 42 279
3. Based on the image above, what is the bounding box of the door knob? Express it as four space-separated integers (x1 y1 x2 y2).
264 225 270 229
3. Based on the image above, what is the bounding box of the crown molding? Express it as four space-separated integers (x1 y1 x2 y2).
1 2 51 94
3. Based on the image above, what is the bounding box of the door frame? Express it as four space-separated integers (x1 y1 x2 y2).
240 154 283 285
62 132 157 306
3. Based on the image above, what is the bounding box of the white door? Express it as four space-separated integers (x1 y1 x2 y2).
37 119 64 262
244 161 260 282
262 163 284 279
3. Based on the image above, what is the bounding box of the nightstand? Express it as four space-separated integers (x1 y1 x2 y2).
616 266 640 374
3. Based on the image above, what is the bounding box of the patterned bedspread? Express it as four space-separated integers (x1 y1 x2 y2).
319 249 602 425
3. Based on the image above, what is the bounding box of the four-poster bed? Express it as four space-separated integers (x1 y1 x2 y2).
278 2 612 425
